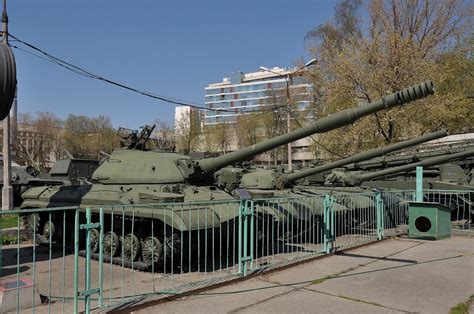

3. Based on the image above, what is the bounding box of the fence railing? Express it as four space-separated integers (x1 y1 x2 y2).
0 189 471 313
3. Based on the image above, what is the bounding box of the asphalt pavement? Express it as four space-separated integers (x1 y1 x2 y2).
136 236 474 314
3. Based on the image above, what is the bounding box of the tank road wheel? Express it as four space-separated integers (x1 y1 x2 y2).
89 229 100 253
23 213 40 237
123 234 141 262
141 237 163 267
164 233 181 259
43 221 55 240
103 231 120 257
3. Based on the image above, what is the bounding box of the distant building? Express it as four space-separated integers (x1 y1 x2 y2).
0 123 59 167
174 106 202 134
204 67 314 125
174 106 202 152
203 67 316 163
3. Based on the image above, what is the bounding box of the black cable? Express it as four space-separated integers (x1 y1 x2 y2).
9 33 237 112
10 34 329 139
10 33 295 116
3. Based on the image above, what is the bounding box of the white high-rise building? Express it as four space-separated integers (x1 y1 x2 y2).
203 67 316 163
204 67 314 125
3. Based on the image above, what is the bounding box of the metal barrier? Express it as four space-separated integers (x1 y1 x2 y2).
422 189 473 231
0 189 471 313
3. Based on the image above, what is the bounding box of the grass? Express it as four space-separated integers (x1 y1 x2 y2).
449 295 474 314
0 214 20 229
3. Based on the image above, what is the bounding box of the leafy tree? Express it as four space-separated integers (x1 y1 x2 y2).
61 114 118 159
305 0 473 159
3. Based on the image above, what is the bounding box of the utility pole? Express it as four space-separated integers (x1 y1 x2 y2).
285 74 292 172
259 59 316 172
2 0 12 210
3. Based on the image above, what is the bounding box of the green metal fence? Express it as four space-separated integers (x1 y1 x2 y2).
0 189 471 313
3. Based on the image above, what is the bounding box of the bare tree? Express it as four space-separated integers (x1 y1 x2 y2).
149 119 175 150
174 107 200 153
16 112 64 171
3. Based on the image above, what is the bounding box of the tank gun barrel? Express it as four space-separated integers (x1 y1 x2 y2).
196 81 434 175
351 149 474 185
282 129 448 185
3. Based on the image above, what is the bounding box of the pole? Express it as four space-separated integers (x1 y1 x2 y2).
286 75 292 172
416 166 423 202
11 87 16 148
1 0 12 210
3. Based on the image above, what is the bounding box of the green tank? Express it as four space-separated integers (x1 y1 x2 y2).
327 149 474 222
229 130 448 238
20 81 434 269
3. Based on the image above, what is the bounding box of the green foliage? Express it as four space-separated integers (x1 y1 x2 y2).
449 295 474 314
62 114 119 159
305 0 473 159
0 215 19 229
1 233 20 245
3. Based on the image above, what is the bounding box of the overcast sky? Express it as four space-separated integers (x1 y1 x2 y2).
9 0 333 128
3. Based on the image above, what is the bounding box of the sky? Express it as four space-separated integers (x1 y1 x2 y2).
8 0 334 129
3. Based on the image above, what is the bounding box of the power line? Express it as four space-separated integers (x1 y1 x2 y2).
9 34 304 120
11 34 340 154
9 33 239 112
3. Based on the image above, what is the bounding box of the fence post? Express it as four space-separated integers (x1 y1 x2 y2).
238 199 253 276
85 208 92 312
98 208 104 308
416 166 423 202
376 193 384 240
323 195 334 254
73 208 80 313
78 208 103 314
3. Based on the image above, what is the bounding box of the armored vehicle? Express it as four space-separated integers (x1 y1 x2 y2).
21 81 434 269
0 157 66 207
222 130 448 237
327 149 474 223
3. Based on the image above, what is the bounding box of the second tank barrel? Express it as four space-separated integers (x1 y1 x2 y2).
284 129 448 183
197 81 434 174
358 148 474 183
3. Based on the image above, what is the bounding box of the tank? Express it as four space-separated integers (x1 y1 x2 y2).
20 81 435 269
0 157 66 207
230 130 448 238
327 149 474 223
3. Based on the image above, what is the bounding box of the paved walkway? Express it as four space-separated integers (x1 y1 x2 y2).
137 236 474 314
